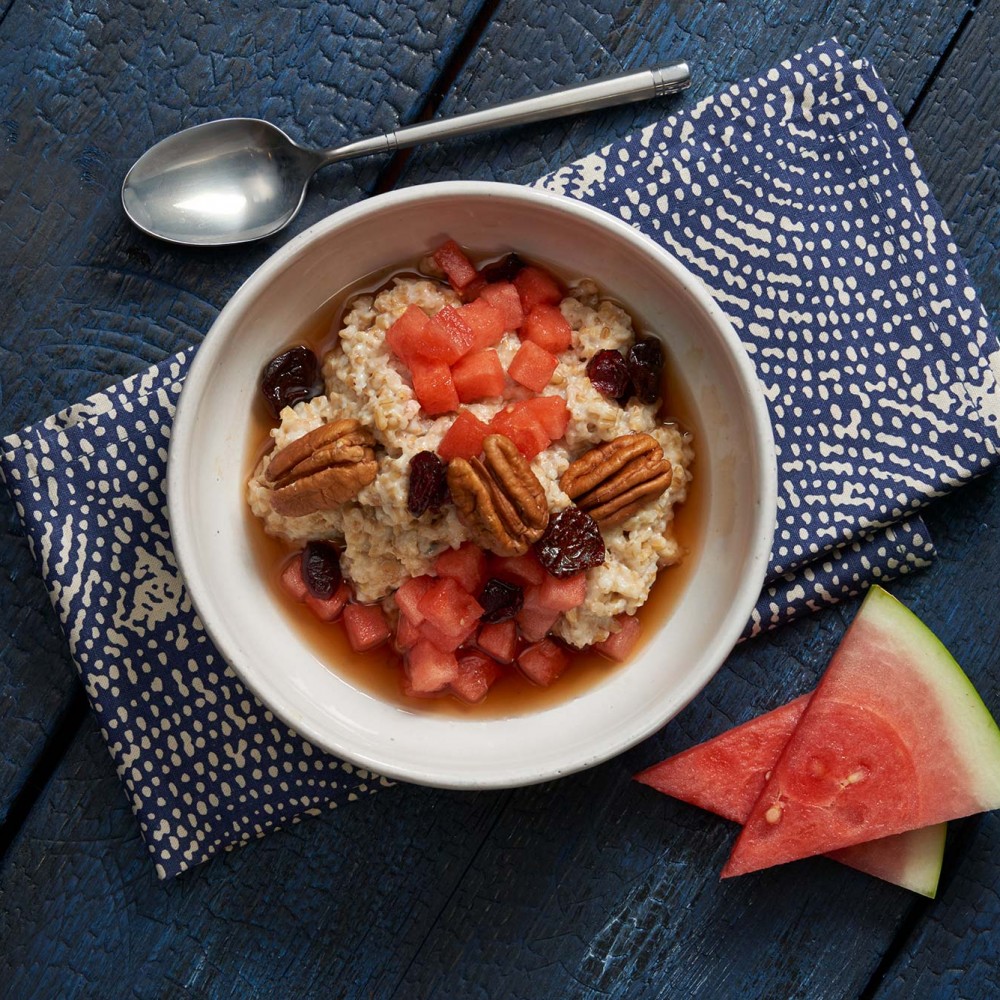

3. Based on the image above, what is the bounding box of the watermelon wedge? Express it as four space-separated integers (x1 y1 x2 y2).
634 693 947 896
723 585 1000 879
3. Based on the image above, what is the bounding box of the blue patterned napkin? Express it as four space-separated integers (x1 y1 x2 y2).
2 40 995 877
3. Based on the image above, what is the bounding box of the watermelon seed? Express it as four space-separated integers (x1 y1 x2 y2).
765 804 783 825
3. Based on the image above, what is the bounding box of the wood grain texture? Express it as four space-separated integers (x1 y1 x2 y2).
0 0 998 997
0 0 485 832
867 2 1000 994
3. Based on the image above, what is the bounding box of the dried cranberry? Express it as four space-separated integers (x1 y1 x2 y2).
407 451 449 516
479 252 525 284
535 507 606 578
301 541 342 600
261 345 324 419
586 349 630 399
478 578 524 623
627 339 664 405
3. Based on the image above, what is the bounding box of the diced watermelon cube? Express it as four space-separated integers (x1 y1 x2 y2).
438 410 491 461
451 349 506 402
418 576 484 641
517 583 561 641
476 621 518 664
395 575 435 626
521 395 570 441
593 614 642 662
395 613 422 651
406 639 459 694
479 282 524 331
410 359 460 415
522 304 573 354
343 603 392 652
305 580 352 622
490 551 546 587
451 650 504 704
538 571 588 612
490 404 551 460
434 542 488 595
508 340 558 392
516 606 561 642
517 639 570 687
385 305 431 367
424 305 476 363
280 556 309 602
433 239 479 291
514 266 562 313
460 299 506 351
418 619 467 652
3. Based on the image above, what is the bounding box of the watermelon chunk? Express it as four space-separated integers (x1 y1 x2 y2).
438 410 491 461
451 650 504 704
420 306 476 364
476 621 518 664
342 603 391 652
406 639 459 694
279 557 309 602
634 691 947 896
394 575 435 626
451 349 506 402
394 614 422 652
593 614 642 662
514 266 562 313
304 581 352 623
491 551 546 587
508 340 558 392
490 404 550 460
410 359 460 415
521 395 570 442
522 304 573 354
460 299 506 351
723 586 1000 879
433 239 479 291
417 576 484 641
537 571 588 612
434 542 488 595
385 305 431 367
518 639 569 687
479 282 524 331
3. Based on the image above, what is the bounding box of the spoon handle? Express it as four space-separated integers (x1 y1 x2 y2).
321 61 690 165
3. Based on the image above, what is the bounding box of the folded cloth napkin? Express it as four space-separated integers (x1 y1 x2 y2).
2 40 995 877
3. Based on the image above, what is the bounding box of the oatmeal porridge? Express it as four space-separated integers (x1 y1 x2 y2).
246 242 695 705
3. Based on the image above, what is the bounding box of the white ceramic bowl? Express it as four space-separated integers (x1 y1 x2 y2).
168 181 776 788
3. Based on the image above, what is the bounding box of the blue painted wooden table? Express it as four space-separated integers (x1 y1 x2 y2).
1 1 997 996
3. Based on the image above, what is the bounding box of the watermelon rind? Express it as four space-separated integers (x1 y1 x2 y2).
826 822 947 898
724 585 1000 877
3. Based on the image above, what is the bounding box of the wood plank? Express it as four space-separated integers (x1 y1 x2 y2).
394 0 974 189
0 712 512 998
867 1 1000 992
0 0 486 829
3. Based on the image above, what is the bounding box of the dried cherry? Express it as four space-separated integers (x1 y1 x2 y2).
627 339 664 405
407 451 449 516
586 349 630 400
478 578 524 623
479 252 525 284
302 541 342 600
261 345 324 419
535 507 606 579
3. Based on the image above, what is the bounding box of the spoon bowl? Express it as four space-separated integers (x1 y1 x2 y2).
122 119 323 246
121 62 691 247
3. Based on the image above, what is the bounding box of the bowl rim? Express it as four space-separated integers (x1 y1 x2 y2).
167 179 778 788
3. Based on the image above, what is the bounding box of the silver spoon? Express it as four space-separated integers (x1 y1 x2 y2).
122 62 690 247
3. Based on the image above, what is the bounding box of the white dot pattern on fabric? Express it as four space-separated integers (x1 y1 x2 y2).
0 39 993 878
537 39 998 581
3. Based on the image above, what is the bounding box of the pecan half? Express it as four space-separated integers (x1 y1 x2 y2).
447 434 549 556
265 419 377 517
560 433 672 527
